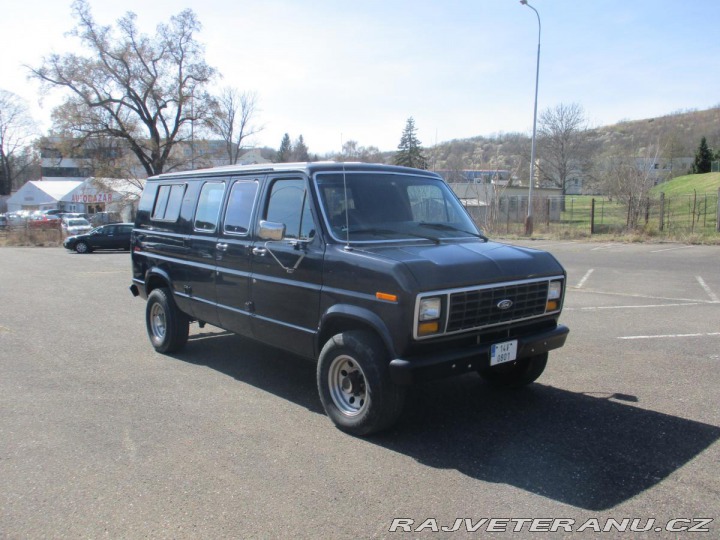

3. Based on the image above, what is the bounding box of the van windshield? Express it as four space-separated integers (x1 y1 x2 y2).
315 172 483 243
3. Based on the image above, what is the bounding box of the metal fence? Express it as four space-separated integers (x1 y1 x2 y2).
475 191 720 237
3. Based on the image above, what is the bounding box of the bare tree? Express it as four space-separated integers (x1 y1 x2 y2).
334 140 384 163
207 88 262 165
537 103 592 199
28 0 216 178
599 144 660 229
0 90 38 194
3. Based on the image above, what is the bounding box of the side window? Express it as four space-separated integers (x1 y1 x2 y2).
152 186 171 220
223 180 259 235
152 184 186 222
194 182 225 232
265 179 315 240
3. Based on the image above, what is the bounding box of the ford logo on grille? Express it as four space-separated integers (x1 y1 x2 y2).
497 299 514 311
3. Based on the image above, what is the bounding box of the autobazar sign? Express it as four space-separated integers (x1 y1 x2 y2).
71 193 113 203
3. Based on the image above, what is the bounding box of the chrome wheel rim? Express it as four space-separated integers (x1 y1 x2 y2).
328 355 368 416
76 242 87 253
150 303 167 341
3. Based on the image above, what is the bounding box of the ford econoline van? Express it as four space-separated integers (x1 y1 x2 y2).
130 162 568 435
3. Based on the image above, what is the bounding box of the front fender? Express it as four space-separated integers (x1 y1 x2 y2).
318 304 398 359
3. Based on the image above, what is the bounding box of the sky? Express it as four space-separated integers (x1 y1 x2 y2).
1 0 719 155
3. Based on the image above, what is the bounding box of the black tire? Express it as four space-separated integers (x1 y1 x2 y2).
145 287 189 353
478 352 548 388
75 241 90 254
317 330 405 436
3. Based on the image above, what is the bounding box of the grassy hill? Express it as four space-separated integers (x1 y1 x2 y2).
427 107 720 178
651 172 720 196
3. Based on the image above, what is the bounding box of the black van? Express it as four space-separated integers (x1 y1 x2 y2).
130 162 568 435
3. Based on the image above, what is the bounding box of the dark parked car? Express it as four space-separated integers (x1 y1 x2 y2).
64 223 133 253
130 163 569 435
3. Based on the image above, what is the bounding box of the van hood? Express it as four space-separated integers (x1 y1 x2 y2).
355 240 564 290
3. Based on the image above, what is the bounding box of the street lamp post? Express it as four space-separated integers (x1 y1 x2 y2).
520 0 540 236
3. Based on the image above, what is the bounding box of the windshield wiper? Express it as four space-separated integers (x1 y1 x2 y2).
348 227 441 244
419 222 489 242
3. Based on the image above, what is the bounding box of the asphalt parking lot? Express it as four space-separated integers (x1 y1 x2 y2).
1 242 718 538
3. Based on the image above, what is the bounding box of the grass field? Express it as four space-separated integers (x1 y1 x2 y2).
488 173 720 242
650 172 720 196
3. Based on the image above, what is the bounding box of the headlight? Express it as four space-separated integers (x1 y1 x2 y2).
548 281 562 300
417 296 442 337
546 281 562 312
419 297 441 321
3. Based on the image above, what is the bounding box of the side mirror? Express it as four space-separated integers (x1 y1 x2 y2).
258 220 285 241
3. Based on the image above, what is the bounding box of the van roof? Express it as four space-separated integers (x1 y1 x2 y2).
149 162 442 181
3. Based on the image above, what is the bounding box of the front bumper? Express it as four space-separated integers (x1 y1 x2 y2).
389 324 569 385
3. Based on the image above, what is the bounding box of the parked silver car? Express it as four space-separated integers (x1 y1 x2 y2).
62 217 93 236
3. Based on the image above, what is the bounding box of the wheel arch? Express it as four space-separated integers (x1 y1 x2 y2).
144 267 172 296
317 305 397 360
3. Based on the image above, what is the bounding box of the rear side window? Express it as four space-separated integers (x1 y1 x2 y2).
194 182 225 232
224 180 259 235
152 184 186 222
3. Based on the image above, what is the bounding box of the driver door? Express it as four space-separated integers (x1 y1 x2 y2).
249 176 324 358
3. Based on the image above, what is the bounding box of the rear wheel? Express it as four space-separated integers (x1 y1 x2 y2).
317 330 405 436
145 288 189 353
478 352 548 388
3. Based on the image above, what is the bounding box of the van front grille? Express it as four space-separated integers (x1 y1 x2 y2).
446 281 549 332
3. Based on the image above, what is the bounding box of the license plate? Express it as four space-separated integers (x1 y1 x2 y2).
490 340 518 366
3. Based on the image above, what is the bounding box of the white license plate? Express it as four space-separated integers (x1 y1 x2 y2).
490 340 518 366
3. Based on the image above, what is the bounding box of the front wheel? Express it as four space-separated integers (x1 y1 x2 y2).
145 288 189 353
478 352 548 388
317 331 405 436
75 241 90 254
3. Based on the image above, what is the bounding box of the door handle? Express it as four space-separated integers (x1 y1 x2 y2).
216 242 229 252
252 247 267 256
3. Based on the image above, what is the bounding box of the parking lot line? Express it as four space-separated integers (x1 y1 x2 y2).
696 276 719 302
619 332 720 340
649 245 695 253
575 268 594 289
572 288 716 304
565 302 703 312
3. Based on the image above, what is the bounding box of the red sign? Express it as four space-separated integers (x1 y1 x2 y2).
71 193 113 203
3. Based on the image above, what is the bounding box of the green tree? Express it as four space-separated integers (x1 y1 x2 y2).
28 0 216 177
277 133 292 162
692 136 713 174
394 117 427 169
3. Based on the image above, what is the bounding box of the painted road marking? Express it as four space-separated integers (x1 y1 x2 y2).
696 276 719 303
650 245 695 253
575 269 594 289
572 288 717 304
619 332 720 340
565 302 703 312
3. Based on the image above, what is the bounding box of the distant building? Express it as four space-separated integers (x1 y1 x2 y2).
435 170 512 185
448 182 563 223
6 177 142 222
38 136 272 181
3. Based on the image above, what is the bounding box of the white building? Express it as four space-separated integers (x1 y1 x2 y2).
6 178 142 221
6 180 83 213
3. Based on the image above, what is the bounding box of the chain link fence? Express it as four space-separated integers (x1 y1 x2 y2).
472 191 720 238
